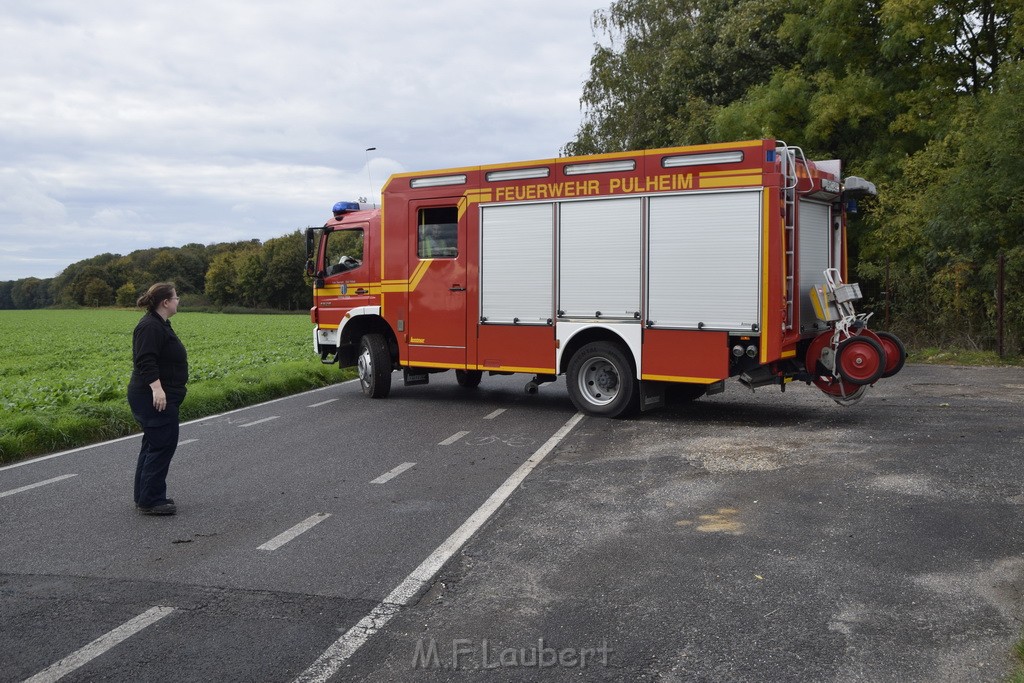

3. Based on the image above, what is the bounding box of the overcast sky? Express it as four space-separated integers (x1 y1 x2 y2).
0 1 604 281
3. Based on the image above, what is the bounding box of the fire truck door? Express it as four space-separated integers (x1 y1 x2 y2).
319 225 372 328
407 203 467 366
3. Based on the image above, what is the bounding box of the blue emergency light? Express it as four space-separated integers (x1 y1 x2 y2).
332 201 361 214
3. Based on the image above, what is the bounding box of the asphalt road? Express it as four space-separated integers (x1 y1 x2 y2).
2 365 1023 682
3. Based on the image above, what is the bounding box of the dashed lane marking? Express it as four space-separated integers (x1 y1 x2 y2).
257 513 331 551
438 431 470 446
370 462 416 484
309 399 338 408
483 408 506 420
0 474 78 499
23 606 175 683
238 416 279 428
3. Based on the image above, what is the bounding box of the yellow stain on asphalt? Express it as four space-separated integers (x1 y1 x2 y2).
676 507 745 535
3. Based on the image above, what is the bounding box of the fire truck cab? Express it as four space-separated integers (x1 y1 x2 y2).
305 139 904 418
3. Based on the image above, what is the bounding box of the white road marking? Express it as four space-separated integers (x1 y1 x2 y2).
438 430 470 446
483 408 506 420
0 474 78 499
0 381 356 473
370 462 416 484
308 399 338 408
257 513 331 551
292 412 586 683
23 605 175 683
178 439 198 446
238 416 279 428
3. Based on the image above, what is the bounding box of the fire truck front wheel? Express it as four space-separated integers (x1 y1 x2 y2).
357 333 392 398
567 342 639 418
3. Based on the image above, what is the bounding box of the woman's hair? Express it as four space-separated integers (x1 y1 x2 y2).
137 282 177 312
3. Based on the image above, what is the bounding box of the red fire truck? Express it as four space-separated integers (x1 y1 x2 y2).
305 139 904 417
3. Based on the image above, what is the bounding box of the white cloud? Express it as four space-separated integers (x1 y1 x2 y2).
0 0 601 280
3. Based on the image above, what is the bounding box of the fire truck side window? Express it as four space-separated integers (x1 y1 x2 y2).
325 229 364 276
417 207 458 259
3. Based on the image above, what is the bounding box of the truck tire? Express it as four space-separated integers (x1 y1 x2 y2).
455 369 482 388
835 335 885 386
567 342 638 418
357 333 392 398
875 331 906 378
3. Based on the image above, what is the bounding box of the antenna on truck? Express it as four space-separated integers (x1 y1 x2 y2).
365 147 377 208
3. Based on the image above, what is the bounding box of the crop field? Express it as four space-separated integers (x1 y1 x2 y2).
0 310 351 464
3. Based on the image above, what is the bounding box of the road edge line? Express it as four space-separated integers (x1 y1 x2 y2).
0 381 356 473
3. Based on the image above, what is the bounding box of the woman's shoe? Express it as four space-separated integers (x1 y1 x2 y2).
138 502 176 515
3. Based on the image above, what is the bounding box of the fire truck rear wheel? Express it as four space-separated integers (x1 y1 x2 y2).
567 342 638 418
357 333 392 398
455 370 482 388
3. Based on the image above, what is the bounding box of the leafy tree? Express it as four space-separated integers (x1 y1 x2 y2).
236 251 266 308
205 248 259 306
262 232 310 310
565 0 798 155
116 282 138 307
861 60 1024 349
10 278 52 309
83 278 113 307
0 282 13 309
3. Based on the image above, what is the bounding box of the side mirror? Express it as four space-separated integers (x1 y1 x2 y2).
305 258 315 277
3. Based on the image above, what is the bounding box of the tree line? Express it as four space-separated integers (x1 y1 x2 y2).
566 0 1023 353
0 231 311 311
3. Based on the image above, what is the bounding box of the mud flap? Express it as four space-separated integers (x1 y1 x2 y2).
403 368 429 386
639 380 666 412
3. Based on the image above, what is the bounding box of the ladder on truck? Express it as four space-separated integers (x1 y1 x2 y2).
777 142 812 332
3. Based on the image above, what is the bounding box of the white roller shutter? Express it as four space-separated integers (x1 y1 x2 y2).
798 201 831 333
559 198 642 319
480 203 554 324
647 191 762 330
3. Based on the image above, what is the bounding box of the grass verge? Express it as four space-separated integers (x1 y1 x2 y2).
907 348 1024 367
0 363 356 466
1008 639 1024 683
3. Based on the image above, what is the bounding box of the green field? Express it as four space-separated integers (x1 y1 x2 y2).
0 310 353 464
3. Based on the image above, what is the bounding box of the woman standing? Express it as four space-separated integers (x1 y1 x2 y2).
127 282 188 515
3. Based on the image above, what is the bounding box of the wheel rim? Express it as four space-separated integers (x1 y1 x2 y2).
578 356 619 406
357 346 372 386
876 332 906 378
837 338 882 384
